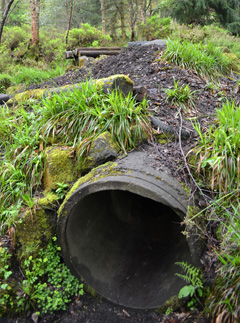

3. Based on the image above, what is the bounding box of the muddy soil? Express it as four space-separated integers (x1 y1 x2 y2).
3 44 240 323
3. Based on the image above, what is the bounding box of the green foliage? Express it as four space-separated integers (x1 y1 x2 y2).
17 237 83 315
68 23 112 48
164 79 198 112
162 38 231 81
55 182 69 200
0 247 14 316
175 261 203 310
0 105 45 233
189 101 240 193
207 202 240 322
0 74 12 93
39 81 152 156
140 16 171 40
12 66 65 87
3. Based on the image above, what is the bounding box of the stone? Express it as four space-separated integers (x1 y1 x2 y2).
78 131 118 174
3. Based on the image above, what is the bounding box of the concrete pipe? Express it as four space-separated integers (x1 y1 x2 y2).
58 151 202 309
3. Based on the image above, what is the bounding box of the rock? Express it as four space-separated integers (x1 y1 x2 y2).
95 74 134 96
78 55 95 68
79 132 118 174
43 145 77 191
0 94 10 105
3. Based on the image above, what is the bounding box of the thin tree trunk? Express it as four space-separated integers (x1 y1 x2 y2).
30 0 40 48
1 0 5 16
100 0 106 34
119 1 126 41
0 0 14 44
65 0 73 44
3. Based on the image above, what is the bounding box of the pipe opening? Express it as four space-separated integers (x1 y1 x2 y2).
65 189 192 309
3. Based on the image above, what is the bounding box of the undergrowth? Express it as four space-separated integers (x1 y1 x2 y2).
161 38 231 81
0 237 83 317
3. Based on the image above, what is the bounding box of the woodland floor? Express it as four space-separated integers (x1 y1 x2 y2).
2 44 240 323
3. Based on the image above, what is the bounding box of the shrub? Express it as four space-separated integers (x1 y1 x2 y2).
140 16 171 40
171 22 206 43
1 26 29 51
68 23 112 48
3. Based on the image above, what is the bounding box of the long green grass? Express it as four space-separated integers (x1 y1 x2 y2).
189 100 240 193
162 38 231 81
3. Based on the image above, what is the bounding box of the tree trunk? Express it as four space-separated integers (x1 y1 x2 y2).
30 0 40 48
1 0 5 16
65 0 73 44
140 0 146 23
119 1 126 41
0 0 14 44
100 0 106 34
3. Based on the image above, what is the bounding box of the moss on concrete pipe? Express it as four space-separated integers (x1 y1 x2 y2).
57 151 202 309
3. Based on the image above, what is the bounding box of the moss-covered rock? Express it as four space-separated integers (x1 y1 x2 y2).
78 132 119 174
16 207 56 260
37 191 59 209
7 75 134 104
43 145 77 191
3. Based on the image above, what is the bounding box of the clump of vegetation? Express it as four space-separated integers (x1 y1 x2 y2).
164 79 198 112
175 261 204 310
40 81 152 155
162 38 231 81
0 237 83 317
140 16 171 40
207 201 240 323
68 23 112 48
0 74 12 93
189 101 240 193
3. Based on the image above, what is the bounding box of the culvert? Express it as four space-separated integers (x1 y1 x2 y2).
57 151 202 309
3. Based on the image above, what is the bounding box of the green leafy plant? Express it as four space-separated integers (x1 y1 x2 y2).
175 261 203 310
188 100 240 193
17 237 84 315
0 247 14 316
161 38 231 81
55 182 69 199
164 79 198 112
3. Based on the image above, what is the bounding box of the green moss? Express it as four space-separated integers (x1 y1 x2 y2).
44 145 77 191
37 192 59 209
155 295 182 314
84 284 102 301
58 161 123 217
224 52 240 72
6 84 26 95
14 88 45 103
156 133 174 144
16 208 56 260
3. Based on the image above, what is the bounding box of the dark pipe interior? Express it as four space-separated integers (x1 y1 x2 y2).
66 189 192 309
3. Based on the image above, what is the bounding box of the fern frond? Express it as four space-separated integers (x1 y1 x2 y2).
175 262 203 288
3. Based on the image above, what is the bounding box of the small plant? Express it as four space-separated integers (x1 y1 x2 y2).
164 79 198 112
55 182 69 199
175 261 203 310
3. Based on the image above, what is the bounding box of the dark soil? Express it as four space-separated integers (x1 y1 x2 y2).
4 44 240 323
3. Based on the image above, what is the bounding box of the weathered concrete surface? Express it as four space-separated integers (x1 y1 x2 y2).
57 150 202 309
